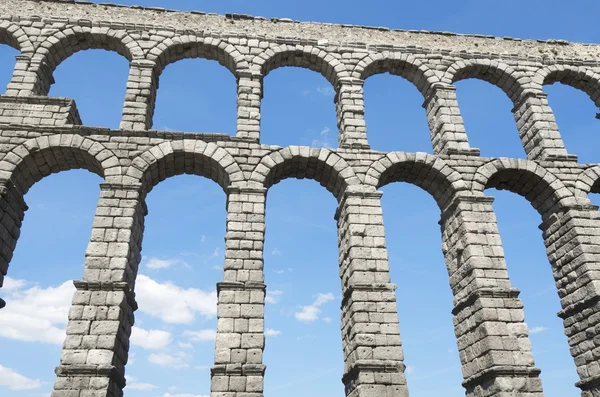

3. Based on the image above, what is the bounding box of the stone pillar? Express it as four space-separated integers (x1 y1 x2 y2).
0 180 27 308
512 90 574 161
120 59 157 131
441 195 543 397
212 186 266 397
423 83 480 156
336 188 409 397
337 77 369 149
236 74 262 142
51 183 146 397
4 54 37 96
540 203 600 397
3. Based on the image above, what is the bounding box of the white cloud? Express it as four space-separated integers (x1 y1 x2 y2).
1 277 27 292
271 248 281 256
311 127 333 148
295 293 335 323
178 342 194 349
316 86 335 96
163 393 209 397
405 366 414 374
136 275 216 324
265 328 281 337
0 278 74 344
265 290 283 304
182 329 216 342
273 269 286 275
0 365 42 390
125 376 158 391
148 351 191 369
130 327 172 350
323 317 332 324
529 326 548 334
145 257 180 270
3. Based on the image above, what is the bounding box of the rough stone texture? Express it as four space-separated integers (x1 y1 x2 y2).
0 1 599 396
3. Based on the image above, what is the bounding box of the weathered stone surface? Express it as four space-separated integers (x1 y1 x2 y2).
0 1 598 397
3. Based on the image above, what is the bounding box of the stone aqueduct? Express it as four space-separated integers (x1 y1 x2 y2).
0 0 600 396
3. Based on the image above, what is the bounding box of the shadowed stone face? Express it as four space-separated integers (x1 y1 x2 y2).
0 1 599 397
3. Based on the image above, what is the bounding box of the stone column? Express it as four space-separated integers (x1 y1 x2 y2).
4 54 37 96
423 83 480 156
336 77 369 149
512 90 573 161
0 179 27 308
120 59 157 131
540 203 600 397
336 188 409 397
212 186 266 397
441 195 543 397
236 73 262 142
51 183 146 397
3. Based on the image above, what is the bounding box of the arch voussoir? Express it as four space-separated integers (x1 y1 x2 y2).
250 147 358 201
127 140 243 193
0 135 120 193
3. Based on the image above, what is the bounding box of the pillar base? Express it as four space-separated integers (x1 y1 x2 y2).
343 360 408 397
578 375 600 397
463 366 543 397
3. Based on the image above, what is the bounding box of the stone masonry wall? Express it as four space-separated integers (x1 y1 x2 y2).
0 1 599 396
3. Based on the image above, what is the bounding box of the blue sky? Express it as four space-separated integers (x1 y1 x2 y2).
1 1 600 397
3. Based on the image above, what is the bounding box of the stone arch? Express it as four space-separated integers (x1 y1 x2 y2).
473 158 576 216
250 147 359 201
534 64 600 107
442 59 530 103
0 135 121 194
364 152 468 210
30 27 144 95
253 44 349 88
0 20 33 53
353 52 440 97
149 35 246 79
125 140 244 193
574 165 600 199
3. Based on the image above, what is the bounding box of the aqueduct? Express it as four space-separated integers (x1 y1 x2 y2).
0 0 599 396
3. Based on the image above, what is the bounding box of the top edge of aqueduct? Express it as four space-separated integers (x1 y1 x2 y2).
3 0 600 62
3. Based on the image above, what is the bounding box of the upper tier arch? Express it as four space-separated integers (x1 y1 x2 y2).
30 27 144 95
253 44 349 88
0 20 33 53
442 59 529 103
250 147 359 201
534 65 600 107
352 53 440 96
149 36 246 78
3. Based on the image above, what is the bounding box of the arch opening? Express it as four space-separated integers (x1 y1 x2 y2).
380 181 464 396
49 49 129 128
544 82 599 164
454 79 524 158
153 58 237 134
0 170 101 397
484 187 580 397
261 67 337 147
126 174 224 395
363 73 432 152
0 44 18 94
262 178 342 397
